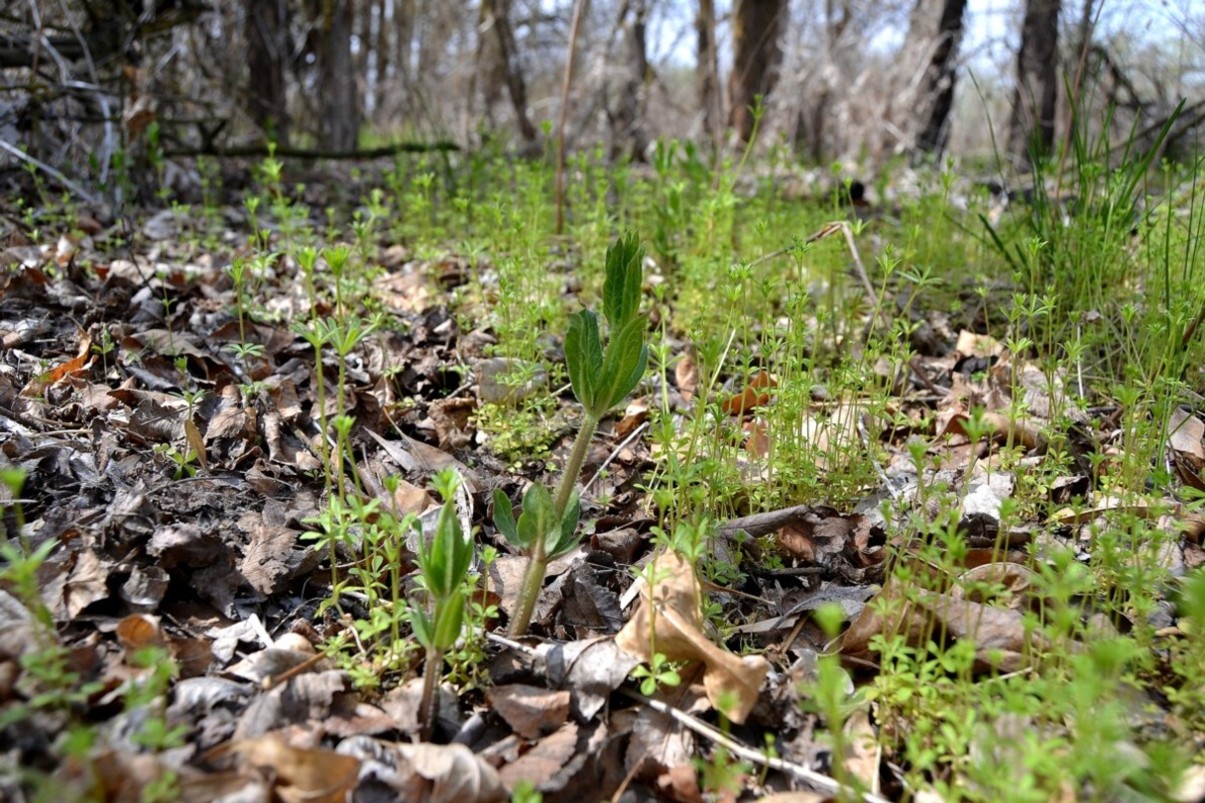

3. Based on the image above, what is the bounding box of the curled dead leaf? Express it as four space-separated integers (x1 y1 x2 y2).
616 550 769 724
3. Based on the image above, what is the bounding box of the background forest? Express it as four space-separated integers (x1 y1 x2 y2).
2 0 1204 194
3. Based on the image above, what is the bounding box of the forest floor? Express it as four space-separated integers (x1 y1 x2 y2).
1 150 1204 803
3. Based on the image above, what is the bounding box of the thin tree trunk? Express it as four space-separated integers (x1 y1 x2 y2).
482 0 538 143
374 0 390 119
246 0 289 144
1008 0 1061 166
728 0 785 144
914 0 968 156
696 0 721 148
319 0 360 151
611 0 649 160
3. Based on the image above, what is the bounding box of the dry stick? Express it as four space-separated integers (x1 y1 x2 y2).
744 221 881 315
582 421 648 495
0 138 99 205
617 688 891 803
553 0 588 235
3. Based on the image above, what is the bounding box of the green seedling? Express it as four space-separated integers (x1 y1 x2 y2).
410 469 474 740
495 233 648 637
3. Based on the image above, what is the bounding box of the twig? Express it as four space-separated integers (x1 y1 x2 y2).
582 421 648 495
162 141 460 160
617 687 890 802
0 138 99 205
553 0 587 235
745 221 881 315
717 504 815 539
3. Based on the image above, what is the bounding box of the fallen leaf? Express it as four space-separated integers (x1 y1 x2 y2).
487 684 571 740
396 741 507 803
616 550 769 724
226 732 360 803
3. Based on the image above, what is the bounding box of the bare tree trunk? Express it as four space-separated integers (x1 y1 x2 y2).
611 0 649 160
1008 0 1061 166
482 0 538 143
914 0 968 156
374 0 390 119
312 0 361 151
245 0 289 144
696 0 721 148
728 0 785 144
805 0 847 162
393 0 414 117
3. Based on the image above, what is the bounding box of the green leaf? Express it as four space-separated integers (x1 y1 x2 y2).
517 483 557 552
492 490 520 545
425 488 471 598
408 607 434 649
431 588 466 651
596 316 648 413
603 232 644 329
564 310 602 410
548 491 581 558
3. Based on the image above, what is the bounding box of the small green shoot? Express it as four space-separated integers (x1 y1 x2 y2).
410 469 474 740
495 233 648 636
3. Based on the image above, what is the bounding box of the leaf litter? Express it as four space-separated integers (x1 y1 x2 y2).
0 190 1202 803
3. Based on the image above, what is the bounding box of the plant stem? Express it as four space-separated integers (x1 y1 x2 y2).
509 551 548 638
554 413 599 520
508 413 599 637
418 648 442 741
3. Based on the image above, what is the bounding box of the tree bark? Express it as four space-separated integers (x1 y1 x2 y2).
696 0 721 147
319 0 361 151
246 0 289 144
913 0 968 156
1008 0 1061 166
611 0 650 160
482 0 538 143
728 0 785 144
373 0 391 117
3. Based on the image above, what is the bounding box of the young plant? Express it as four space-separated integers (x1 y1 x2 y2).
495 233 649 637
410 469 474 740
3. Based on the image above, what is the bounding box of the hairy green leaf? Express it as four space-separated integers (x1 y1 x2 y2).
565 309 602 410
517 483 557 552
431 587 466 651
603 232 644 329
548 491 581 558
492 490 520 546
596 316 648 413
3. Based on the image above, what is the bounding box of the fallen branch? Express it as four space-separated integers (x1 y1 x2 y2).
162 140 460 160
0 138 100 205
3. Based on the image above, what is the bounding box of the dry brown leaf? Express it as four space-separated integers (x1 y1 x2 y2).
397 741 507 803
20 330 92 397
115 614 166 655
487 684 571 740
955 330 1004 358
227 732 359 803
675 349 699 400
655 763 703 803
616 551 768 724
497 722 579 791
842 708 881 794
837 582 1039 673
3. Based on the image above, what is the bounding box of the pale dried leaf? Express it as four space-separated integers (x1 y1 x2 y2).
615 551 768 724
397 741 507 803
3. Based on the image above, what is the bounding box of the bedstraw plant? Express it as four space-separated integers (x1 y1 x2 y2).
411 469 474 740
495 233 648 637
